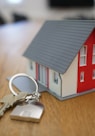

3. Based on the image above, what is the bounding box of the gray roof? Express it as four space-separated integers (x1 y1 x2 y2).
24 20 95 74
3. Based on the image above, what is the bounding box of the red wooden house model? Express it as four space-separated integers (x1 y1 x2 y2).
24 20 95 100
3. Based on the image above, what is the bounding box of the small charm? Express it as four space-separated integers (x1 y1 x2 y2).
10 101 44 122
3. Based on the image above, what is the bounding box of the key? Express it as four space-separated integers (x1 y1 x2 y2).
8 73 44 122
0 92 28 117
10 101 44 122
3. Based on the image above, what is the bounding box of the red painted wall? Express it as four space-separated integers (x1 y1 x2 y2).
77 29 95 93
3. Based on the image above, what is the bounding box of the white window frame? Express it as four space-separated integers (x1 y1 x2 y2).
80 46 87 66
30 61 33 70
80 72 84 82
92 69 95 79
92 44 95 64
54 72 58 84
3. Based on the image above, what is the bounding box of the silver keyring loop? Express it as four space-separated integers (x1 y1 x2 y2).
9 73 38 96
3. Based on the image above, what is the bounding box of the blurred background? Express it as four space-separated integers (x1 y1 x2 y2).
0 0 95 25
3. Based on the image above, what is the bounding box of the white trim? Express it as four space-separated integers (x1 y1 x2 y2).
80 45 87 66
92 44 95 64
30 61 33 70
53 72 58 84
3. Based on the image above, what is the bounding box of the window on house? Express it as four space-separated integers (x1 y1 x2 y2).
80 72 84 82
92 45 95 64
54 72 58 84
30 61 33 70
80 46 87 66
92 69 95 79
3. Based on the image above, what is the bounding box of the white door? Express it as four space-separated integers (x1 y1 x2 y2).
38 65 47 86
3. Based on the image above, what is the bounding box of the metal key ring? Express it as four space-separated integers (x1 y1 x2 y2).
9 73 39 96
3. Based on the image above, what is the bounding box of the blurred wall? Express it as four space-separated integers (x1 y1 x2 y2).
0 0 95 23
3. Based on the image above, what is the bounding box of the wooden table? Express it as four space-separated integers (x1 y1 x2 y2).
0 21 95 136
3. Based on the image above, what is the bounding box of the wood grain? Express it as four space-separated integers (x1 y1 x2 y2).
0 21 95 136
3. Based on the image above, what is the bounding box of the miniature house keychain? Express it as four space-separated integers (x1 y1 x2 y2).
9 73 44 122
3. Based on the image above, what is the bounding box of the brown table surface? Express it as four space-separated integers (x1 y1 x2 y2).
0 21 95 136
